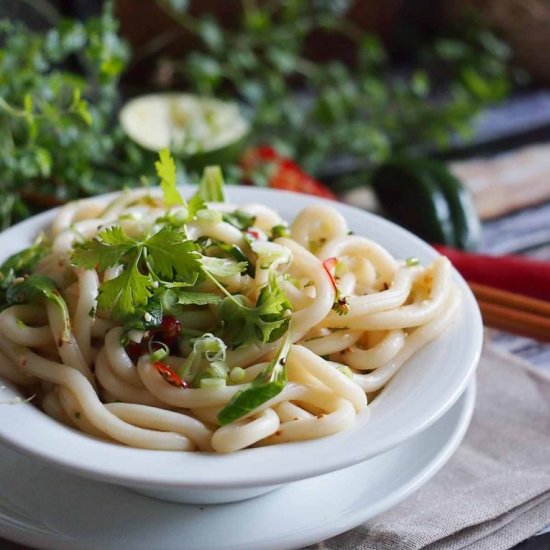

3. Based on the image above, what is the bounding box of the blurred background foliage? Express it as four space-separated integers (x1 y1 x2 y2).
0 0 528 228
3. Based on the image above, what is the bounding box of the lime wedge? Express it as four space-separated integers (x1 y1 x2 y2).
119 93 249 168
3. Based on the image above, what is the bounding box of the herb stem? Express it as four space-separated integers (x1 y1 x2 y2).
201 265 241 305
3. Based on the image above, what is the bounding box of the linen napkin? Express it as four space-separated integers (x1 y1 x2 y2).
305 343 550 550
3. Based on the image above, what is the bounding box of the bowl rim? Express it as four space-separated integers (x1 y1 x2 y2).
0 186 483 489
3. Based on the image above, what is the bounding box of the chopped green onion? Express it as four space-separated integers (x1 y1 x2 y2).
406 257 420 267
197 209 223 224
270 224 290 239
229 366 246 383
150 346 168 362
251 240 291 269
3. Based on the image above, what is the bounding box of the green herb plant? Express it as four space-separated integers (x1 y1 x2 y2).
0 2 148 228
156 1 515 181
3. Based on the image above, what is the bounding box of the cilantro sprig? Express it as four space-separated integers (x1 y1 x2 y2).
0 234 50 308
72 151 293 358
217 272 292 349
155 148 185 207
71 224 201 320
7 274 71 341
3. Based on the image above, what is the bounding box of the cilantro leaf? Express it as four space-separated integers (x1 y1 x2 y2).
98 256 153 319
0 233 50 278
222 210 256 231
71 226 137 270
122 294 163 331
218 330 292 425
145 226 202 284
6 274 71 340
187 193 207 219
0 234 50 307
172 291 222 306
201 256 247 278
156 148 184 207
219 272 292 348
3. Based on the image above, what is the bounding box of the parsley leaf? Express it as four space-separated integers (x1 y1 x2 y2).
123 294 163 331
0 234 50 308
187 193 207 219
219 272 292 348
201 256 247 278
172 291 222 306
6 274 71 340
145 226 202 284
156 148 184 207
0 234 50 278
72 226 137 270
98 256 153 319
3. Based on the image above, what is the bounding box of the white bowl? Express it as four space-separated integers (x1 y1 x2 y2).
0 187 483 504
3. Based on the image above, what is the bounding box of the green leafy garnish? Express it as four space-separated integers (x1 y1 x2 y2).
0 234 50 307
217 330 292 425
144 226 202 283
222 211 256 231
0 234 50 278
121 294 163 332
199 238 252 276
6 274 71 340
170 291 222 306
197 166 225 202
201 256 247 278
219 272 292 348
70 226 136 271
156 148 185 207
99 260 153 319
187 193 207 220
71 223 202 320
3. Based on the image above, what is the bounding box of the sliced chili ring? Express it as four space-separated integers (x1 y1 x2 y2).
153 361 187 388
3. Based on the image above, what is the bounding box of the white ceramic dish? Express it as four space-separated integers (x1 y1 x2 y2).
0 381 476 550
0 187 483 503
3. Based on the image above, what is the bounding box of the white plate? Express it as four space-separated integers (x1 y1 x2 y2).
0 381 476 550
0 187 482 500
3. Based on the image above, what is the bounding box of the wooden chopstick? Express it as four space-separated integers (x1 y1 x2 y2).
469 282 550 343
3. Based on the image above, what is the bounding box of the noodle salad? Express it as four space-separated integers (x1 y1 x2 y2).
0 151 460 453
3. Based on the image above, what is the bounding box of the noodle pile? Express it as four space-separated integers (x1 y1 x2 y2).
0 184 460 453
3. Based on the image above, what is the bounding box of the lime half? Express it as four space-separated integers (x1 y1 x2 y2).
119 93 249 168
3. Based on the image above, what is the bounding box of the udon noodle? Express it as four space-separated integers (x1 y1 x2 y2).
0 190 460 453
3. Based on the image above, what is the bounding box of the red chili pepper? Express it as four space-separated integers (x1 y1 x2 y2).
245 228 262 241
153 361 188 388
435 245 550 301
126 341 144 363
126 316 181 362
322 257 339 294
152 316 181 345
240 146 337 200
